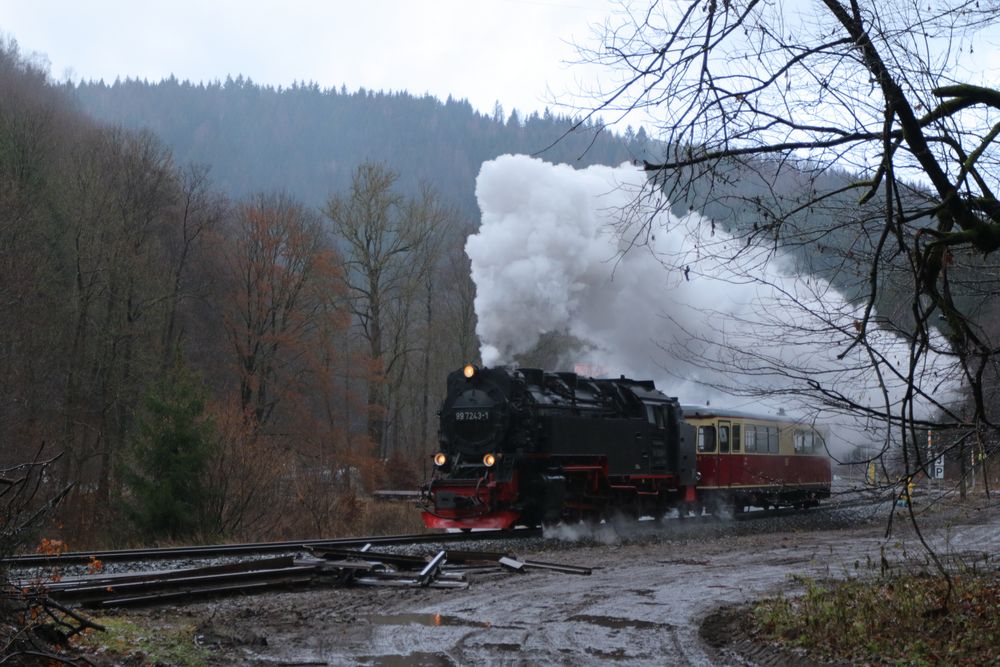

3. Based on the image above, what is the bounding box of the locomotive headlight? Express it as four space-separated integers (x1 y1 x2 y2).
463 364 477 379
433 452 448 467
482 453 496 467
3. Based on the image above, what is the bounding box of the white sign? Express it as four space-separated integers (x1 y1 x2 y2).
933 456 945 480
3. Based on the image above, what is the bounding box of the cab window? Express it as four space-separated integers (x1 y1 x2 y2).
732 424 741 453
719 425 730 453
646 404 666 428
697 425 717 453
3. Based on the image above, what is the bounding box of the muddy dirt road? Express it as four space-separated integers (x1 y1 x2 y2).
129 500 998 666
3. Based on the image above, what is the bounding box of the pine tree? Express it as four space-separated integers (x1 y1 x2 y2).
122 363 218 541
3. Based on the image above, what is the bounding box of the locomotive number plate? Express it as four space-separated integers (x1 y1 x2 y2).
455 410 490 421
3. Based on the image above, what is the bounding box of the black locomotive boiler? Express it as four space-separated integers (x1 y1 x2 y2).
422 364 700 529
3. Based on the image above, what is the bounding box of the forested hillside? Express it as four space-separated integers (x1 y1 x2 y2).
67 73 926 321
12 38 986 556
1 43 533 549
69 76 651 219
0 47 909 555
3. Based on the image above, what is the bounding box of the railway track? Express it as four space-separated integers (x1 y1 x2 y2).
732 492 892 521
2 493 888 612
5 541 585 610
1 526 542 568
4 490 885 569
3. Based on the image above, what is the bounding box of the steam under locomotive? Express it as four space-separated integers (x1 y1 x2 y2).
421 365 831 530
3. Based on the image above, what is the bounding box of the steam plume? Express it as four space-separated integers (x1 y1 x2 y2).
466 155 959 448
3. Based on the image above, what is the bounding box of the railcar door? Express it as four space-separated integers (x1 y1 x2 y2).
717 420 732 487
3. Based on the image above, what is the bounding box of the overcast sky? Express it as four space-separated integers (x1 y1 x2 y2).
1 0 615 118
4 0 997 125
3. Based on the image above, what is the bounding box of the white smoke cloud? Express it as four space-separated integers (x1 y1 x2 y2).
467 155 760 394
466 155 961 451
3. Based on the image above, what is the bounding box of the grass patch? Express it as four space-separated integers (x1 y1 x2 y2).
74 615 212 666
754 571 1000 666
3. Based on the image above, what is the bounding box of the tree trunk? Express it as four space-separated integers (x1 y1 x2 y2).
960 438 967 501
421 277 432 474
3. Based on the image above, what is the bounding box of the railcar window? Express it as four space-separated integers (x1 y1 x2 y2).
732 424 741 452
768 426 779 453
697 426 717 453
745 426 757 453
719 425 730 453
794 429 816 454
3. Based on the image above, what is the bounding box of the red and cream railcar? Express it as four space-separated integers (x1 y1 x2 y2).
680 405 831 512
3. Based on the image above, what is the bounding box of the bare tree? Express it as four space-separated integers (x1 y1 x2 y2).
59 127 178 514
1 450 77 664
437 237 480 365
582 1 1000 453
578 0 1000 603
0 42 77 468
324 163 453 457
158 163 225 371
219 192 336 429
417 235 480 463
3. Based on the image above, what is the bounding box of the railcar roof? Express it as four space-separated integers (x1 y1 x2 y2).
680 404 812 425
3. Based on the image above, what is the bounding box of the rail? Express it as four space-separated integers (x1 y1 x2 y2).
6 544 585 609
1 527 542 568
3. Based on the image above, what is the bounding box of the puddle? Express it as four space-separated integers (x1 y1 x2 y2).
568 614 672 630
657 558 710 566
479 643 521 652
368 613 492 628
627 588 657 598
586 647 629 659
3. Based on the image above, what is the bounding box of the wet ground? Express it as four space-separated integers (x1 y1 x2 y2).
117 498 999 666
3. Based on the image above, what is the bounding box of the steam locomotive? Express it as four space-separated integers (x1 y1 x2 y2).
421 365 831 529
